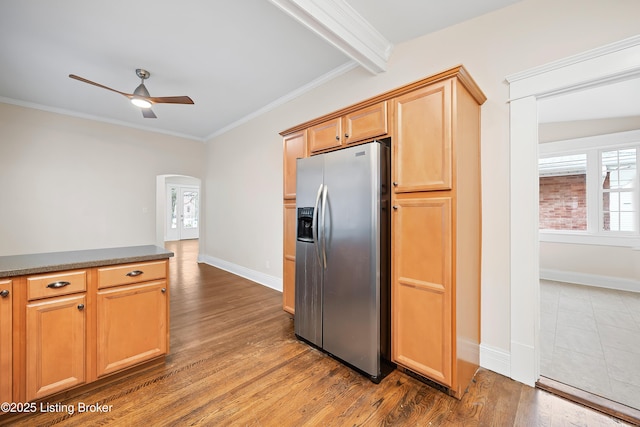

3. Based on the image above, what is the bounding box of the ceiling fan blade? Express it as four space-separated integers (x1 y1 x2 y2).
69 74 132 97
148 95 194 105
142 108 157 119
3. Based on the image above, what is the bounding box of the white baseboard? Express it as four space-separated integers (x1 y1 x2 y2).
198 254 283 292
540 268 640 293
479 343 511 378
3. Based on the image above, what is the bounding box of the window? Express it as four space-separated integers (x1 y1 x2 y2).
538 131 640 245
539 154 587 231
601 148 636 232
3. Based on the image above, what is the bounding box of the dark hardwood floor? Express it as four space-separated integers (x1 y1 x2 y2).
2 240 634 426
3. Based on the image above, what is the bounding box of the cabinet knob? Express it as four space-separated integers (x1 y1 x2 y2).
392 205 398 210
392 182 398 187
0 289 9 298
161 288 167 293
77 304 85 311
344 133 349 138
335 135 340 141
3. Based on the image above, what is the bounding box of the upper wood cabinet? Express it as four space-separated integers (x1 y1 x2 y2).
393 80 452 192
344 101 388 145
308 101 388 154
308 117 342 153
0 279 12 403
283 130 306 200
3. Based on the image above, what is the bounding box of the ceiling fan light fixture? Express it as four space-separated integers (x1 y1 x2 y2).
69 68 192 119
131 97 152 108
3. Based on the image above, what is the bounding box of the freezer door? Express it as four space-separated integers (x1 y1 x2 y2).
322 142 382 377
294 155 324 347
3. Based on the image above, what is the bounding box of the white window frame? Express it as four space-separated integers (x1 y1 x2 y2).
539 129 640 247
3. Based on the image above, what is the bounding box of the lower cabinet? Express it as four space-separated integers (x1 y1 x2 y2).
7 259 170 403
282 202 297 314
97 281 167 376
392 196 453 387
0 280 12 403
392 192 480 398
26 294 86 401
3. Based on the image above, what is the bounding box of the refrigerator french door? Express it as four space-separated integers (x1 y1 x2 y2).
294 140 390 382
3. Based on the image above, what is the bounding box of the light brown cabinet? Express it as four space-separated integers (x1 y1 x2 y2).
391 74 483 398
283 130 306 200
283 202 297 314
393 81 452 192
392 196 452 386
7 257 170 402
26 293 86 401
282 130 307 314
96 261 169 376
280 66 485 398
0 280 12 403
308 101 388 153
97 280 167 377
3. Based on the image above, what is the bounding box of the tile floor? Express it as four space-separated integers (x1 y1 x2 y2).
540 280 640 410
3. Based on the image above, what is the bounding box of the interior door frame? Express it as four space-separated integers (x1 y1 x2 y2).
506 35 640 386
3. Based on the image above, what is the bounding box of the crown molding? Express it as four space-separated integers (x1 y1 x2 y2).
0 97 205 142
506 35 640 101
506 35 640 83
267 0 393 74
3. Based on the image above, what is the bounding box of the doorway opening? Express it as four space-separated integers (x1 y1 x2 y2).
156 174 201 245
507 35 640 424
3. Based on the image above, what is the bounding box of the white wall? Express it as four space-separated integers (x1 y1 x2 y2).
541 242 640 282
202 0 640 374
200 111 283 289
0 103 204 256
539 117 640 143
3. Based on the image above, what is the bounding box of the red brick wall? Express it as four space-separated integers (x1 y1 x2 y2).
539 174 587 230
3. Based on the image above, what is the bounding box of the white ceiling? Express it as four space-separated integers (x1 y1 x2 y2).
0 0 525 141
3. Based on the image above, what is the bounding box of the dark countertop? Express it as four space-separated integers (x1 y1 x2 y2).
0 245 174 278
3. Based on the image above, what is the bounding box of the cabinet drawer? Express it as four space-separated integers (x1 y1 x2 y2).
27 271 87 301
97 261 167 289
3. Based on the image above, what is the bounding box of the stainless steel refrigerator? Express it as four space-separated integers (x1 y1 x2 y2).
294 139 391 383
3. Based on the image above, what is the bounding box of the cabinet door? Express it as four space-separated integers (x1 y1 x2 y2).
283 202 297 314
308 117 341 153
393 80 452 192
344 101 388 145
97 281 167 377
283 130 306 199
392 196 452 386
26 294 86 401
0 280 12 403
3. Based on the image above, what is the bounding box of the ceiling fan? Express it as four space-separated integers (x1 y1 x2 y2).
69 69 194 118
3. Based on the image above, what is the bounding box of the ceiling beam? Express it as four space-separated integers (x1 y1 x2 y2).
268 0 393 74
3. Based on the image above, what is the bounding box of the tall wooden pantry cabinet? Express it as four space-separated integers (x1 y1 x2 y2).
280 66 485 398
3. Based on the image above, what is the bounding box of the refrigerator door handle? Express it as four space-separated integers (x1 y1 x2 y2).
321 184 328 269
312 183 323 267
